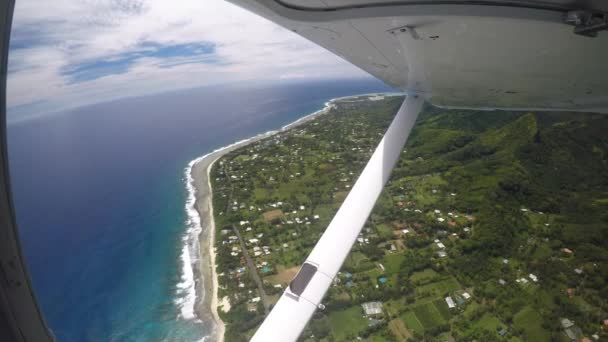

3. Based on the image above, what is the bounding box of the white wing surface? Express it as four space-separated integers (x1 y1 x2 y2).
230 0 608 112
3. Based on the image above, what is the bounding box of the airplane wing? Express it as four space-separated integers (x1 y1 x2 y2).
225 1 608 341
230 0 608 112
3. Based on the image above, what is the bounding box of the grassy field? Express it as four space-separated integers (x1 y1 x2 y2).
388 319 411 341
401 311 424 334
383 253 403 275
410 268 440 283
514 306 550 341
415 277 460 297
264 265 298 285
432 298 451 321
412 301 447 329
327 306 369 340
472 313 505 332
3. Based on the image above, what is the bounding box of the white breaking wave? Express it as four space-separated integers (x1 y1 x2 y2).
177 154 205 321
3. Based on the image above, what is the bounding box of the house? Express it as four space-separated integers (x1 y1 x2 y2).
565 327 582 341
561 318 574 329
402 229 410 235
445 296 456 308
436 242 446 249
562 248 573 254
462 292 471 300
498 279 507 285
251 297 261 303
437 251 447 258
361 302 383 315
529 274 538 282
574 268 583 274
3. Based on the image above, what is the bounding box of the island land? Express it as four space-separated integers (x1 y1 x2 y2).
208 95 608 341
190 97 344 341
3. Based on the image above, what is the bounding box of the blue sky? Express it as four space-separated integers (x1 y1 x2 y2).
7 0 368 123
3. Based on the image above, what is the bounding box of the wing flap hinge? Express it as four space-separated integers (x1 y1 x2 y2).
565 10 608 38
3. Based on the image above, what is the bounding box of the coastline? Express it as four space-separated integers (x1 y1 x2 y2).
185 93 392 341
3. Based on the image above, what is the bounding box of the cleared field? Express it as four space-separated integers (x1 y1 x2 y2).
262 209 284 222
327 306 368 340
514 306 550 341
472 313 504 332
415 277 460 297
383 253 404 274
345 251 368 268
264 265 298 285
413 302 446 330
410 268 440 283
388 319 411 341
432 298 451 320
401 311 424 334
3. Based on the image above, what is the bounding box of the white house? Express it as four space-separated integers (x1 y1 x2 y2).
445 296 456 308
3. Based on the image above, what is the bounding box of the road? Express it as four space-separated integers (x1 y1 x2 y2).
232 225 271 314
220 162 271 315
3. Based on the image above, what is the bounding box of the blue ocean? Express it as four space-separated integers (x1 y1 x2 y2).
7 79 392 341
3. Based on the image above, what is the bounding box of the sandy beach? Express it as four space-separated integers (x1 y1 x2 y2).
188 97 345 341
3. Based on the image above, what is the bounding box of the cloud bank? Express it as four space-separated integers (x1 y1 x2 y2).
7 0 368 122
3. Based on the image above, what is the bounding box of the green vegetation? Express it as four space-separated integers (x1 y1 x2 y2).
211 95 608 341
326 306 369 340
514 307 550 341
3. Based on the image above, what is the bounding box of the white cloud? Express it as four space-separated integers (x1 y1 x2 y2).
7 0 368 121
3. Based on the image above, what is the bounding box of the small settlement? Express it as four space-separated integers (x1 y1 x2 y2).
211 95 608 341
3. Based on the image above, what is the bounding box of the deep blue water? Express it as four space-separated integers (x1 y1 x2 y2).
7 78 393 341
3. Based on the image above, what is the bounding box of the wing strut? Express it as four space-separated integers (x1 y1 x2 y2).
251 94 424 341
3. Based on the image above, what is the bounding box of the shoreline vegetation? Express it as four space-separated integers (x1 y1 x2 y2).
202 94 608 341
187 94 385 341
